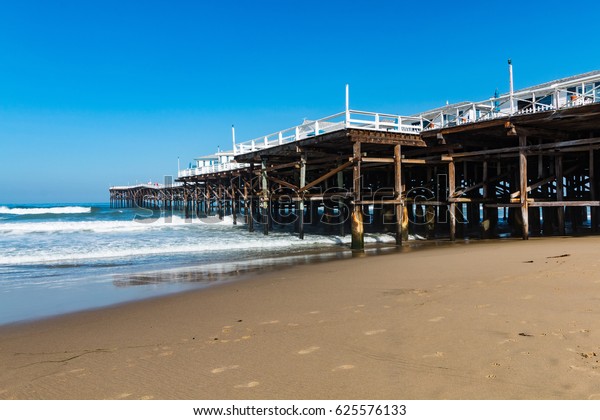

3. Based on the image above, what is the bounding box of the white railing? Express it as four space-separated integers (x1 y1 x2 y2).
177 162 250 178
233 109 423 155
110 182 183 190
421 72 600 130
174 72 600 179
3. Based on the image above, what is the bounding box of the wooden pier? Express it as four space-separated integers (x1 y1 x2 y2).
110 71 600 250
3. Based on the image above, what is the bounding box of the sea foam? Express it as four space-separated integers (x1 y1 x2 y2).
0 206 92 215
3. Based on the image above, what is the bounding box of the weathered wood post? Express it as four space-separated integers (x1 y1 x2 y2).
394 144 403 245
231 183 238 225
217 182 224 220
448 160 456 241
555 155 565 235
519 135 529 240
351 141 364 250
590 150 597 233
337 168 345 237
261 158 269 235
298 153 306 240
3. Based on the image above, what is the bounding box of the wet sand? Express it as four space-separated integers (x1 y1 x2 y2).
1 237 600 399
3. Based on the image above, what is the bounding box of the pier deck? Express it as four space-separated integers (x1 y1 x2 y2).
110 71 600 249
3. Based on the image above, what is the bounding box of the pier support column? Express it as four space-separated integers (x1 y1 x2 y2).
448 160 456 241
298 154 306 240
590 150 598 233
394 144 404 245
218 182 224 220
351 141 364 250
520 135 529 240
232 183 238 225
555 155 565 235
261 158 269 235
337 168 345 237
244 178 254 233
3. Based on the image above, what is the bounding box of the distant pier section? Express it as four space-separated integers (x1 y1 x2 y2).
110 70 600 249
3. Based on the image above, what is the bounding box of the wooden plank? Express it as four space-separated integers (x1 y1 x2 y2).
445 137 600 159
529 201 600 207
451 172 508 198
298 159 355 193
355 200 403 205
510 165 579 199
361 157 394 163
267 176 298 192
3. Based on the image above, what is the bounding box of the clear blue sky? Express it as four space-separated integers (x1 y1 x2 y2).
1 0 599 203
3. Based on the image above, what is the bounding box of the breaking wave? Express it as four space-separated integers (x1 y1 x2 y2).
0 206 92 215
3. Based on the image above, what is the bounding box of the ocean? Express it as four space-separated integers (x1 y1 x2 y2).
0 203 398 325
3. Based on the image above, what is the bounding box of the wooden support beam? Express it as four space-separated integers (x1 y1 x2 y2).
361 157 394 163
445 137 600 160
394 144 403 245
555 155 565 235
298 159 355 193
448 160 456 241
298 154 306 240
267 176 298 192
451 172 509 198
591 150 598 232
529 201 600 207
351 142 364 250
261 158 269 235
337 163 345 237
519 135 529 240
510 165 579 199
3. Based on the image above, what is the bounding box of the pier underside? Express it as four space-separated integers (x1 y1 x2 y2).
110 104 600 249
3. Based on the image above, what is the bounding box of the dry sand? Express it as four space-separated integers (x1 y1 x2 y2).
1 237 600 399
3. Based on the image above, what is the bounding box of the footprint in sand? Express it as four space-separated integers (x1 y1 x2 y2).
428 316 445 322
234 381 259 389
364 329 386 336
69 368 86 374
211 365 240 374
309 311 320 315
422 352 444 358
332 365 355 371
159 351 174 357
287 323 300 327
260 320 280 325
116 393 132 399
298 346 320 355
140 395 154 400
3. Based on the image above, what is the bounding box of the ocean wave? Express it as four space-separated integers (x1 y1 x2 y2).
0 206 92 215
0 215 233 235
0 235 352 265
0 232 400 265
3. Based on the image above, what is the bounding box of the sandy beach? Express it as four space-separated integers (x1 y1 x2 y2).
1 237 600 399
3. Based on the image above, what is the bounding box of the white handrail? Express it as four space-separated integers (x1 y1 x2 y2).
421 72 600 130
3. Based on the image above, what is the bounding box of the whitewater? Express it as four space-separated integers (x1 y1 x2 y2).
0 203 396 325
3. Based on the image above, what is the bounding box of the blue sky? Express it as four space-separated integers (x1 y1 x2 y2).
1 0 599 203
